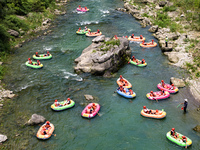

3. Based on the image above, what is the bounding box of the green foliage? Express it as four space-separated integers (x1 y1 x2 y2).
153 12 171 28
105 39 120 46
0 25 10 53
163 6 177 12
0 65 4 80
92 50 96 53
170 22 179 32
196 72 200 78
184 25 190 29
3 15 29 32
142 13 149 17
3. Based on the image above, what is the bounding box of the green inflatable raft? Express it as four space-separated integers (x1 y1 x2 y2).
33 54 52 60
76 29 91 35
51 100 75 111
25 61 43 69
129 59 147 67
166 131 192 147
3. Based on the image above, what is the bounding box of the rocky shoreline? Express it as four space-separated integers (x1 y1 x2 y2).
117 0 200 103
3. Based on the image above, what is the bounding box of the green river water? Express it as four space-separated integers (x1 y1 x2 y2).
2 0 200 149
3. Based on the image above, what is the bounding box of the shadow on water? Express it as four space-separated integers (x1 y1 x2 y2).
1 0 200 149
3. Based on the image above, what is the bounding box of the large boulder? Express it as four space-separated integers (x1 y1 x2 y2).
170 77 185 88
0 134 7 143
148 25 158 33
164 52 179 63
92 35 105 43
84 95 94 101
74 37 131 77
7 29 19 37
27 114 46 125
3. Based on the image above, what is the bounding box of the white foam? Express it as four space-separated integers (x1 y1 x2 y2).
76 21 99 26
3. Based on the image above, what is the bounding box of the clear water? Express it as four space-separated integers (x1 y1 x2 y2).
3 0 200 149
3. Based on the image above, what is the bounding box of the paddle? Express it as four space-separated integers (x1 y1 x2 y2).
97 112 101 117
153 97 158 102
177 103 181 108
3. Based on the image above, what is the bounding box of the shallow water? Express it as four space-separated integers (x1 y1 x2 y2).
2 0 200 149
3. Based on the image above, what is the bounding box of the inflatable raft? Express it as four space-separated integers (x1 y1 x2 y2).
140 42 157 48
140 109 166 119
77 8 89 12
116 77 132 89
128 36 145 42
51 100 75 111
129 59 147 67
25 61 43 69
116 88 136 99
76 29 91 35
81 103 100 119
166 131 192 147
157 83 179 94
146 91 170 100
33 54 52 60
85 32 102 37
36 123 54 140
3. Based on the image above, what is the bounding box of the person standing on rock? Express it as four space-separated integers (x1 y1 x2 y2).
181 99 188 113
165 35 168 47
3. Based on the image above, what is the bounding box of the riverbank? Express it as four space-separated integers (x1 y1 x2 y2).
0 0 68 146
118 0 200 103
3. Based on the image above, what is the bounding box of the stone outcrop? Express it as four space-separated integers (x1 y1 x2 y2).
0 134 7 143
8 29 19 37
170 77 185 88
27 114 46 125
148 25 158 33
74 36 131 77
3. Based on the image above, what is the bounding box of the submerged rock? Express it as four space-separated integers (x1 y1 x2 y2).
74 36 131 76
193 125 200 132
0 134 7 143
27 114 46 125
84 95 94 101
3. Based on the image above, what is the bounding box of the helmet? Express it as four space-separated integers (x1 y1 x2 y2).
172 128 175 131
55 99 57 102
120 75 122 78
93 103 95 106
132 34 134 35
28 58 31 60
152 39 154 41
120 85 122 87
97 29 99 31
143 106 146 109
161 80 164 82
88 106 91 109
37 60 39 62
156 109 158 112
172 84 174 86
132 56 135 58
36 52 38 54
46 121 50 124
129 89 131 91
79 5 81 7
182 136 186 138
150 91 153 93
67 98 70 100
142 59 144 61
47 51 49 53
79 27 81 29
185 99 188 102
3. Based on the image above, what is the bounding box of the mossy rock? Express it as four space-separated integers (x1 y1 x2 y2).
193 125 200 132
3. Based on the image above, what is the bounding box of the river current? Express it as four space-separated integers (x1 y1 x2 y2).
3 0 200 149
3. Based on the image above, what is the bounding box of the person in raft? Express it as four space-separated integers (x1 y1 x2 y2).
123 80 128 86
63 98 71 105
44 121 51 130
44 51 50 56
41 127 48 135
182 136 187 148
150 91 156 97
119 75 124 82
35 52 40 57
170 84 175 90
84 26 88 31
96 29 100 34
36 60 41 66
129 89 133 95
161 80 166 87
132 56 136 61
54 99 61 107
131 34 134 38
92 103 96 110
88 29 91 34
86 106 93 114
78 27 81 32
84 6 87 10
114 35 118 39
143 106 152 114
117 85 126 93
141 59 145 64
151 39 154 45
142 41 146 45
28 58 33 64
160 89 165 96
170 128 179 139
140 35 143 39
78 5 81 9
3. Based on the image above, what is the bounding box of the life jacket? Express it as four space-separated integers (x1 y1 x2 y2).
37 62 41 65
45 123 51 129
119 87 124 91
54 102 60 107
129 90 133 95
28 60 32 64
171 130 175 136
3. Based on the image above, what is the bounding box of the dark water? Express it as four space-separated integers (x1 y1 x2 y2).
2 0 200 149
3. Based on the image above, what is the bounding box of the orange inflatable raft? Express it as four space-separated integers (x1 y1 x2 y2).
85 32 102 37
141 109 166 119
140 42 157 48
116 77 132 89
36 123 55 140
128 36 145 42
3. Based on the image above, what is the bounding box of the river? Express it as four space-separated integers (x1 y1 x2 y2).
2 0 200 149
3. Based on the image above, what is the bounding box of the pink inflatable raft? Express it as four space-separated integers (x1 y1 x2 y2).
81 103 100 119
157 83 179 94
146 91 170 100
77 8 89 12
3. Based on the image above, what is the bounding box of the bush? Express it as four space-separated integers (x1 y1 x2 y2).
105 39 120 46
3 15 29 32
0 25 10 53
196 72 200 78
154 12 171 27
170 22 179 32
163 6 177 12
